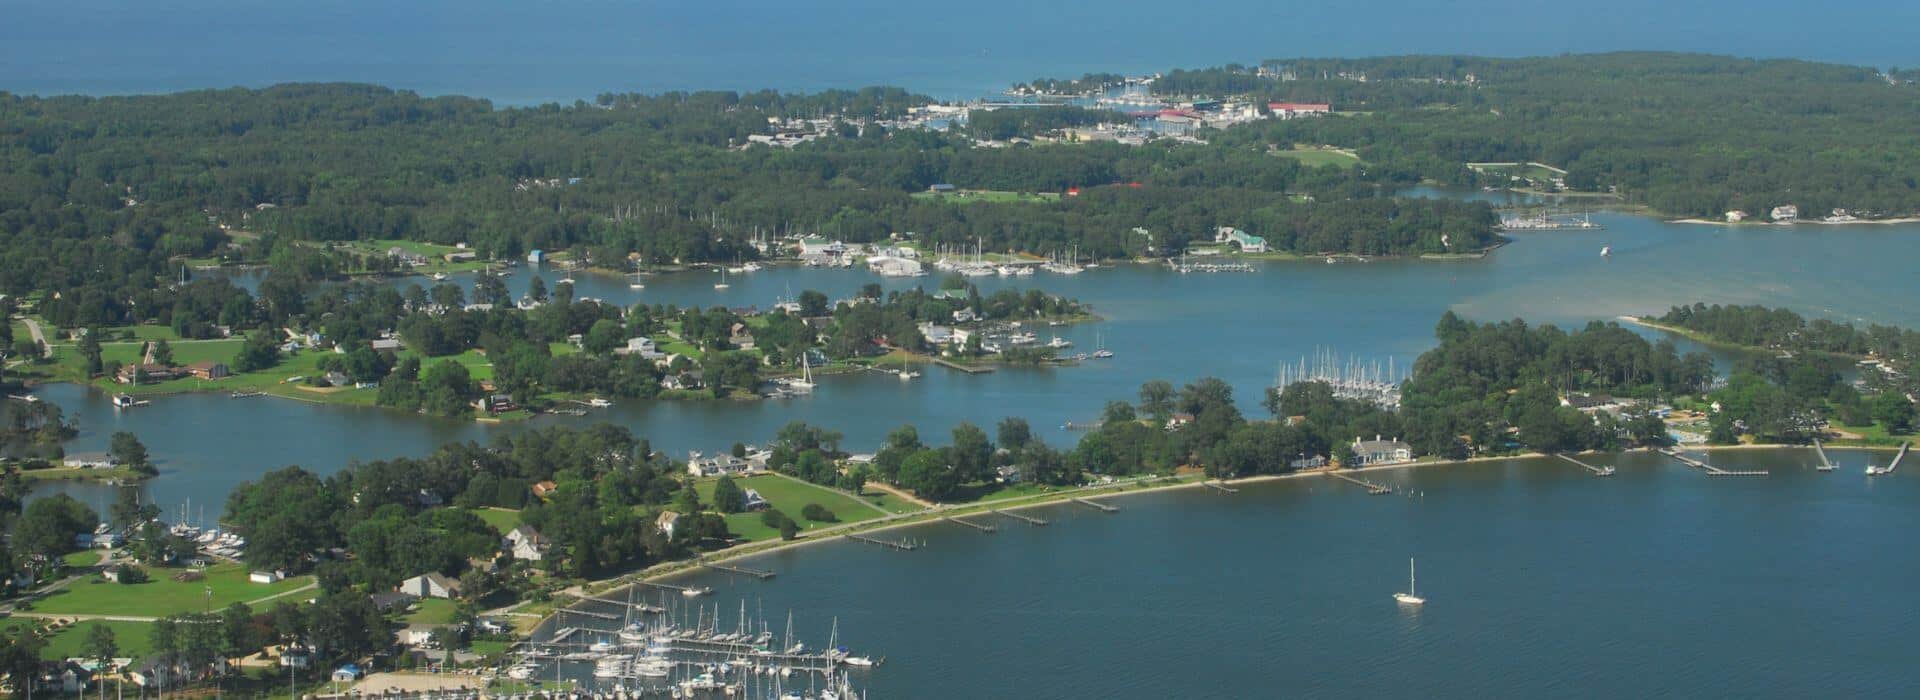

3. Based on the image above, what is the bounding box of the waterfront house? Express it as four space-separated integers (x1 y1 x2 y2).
1350 436 1414 466
1289 454 1329 470
527 250 544 264
919 323 954 345
617 336 664 359
661 371 703 391
505 525 549 561
656 510 680 540
1770 204 1799 221
185 361 229 379
1215 227 1269 253
687 453 752 477
397 572 461 599
116 363 183 384
1725 210 1748 223
742 488 770 511
1165 412 1196 430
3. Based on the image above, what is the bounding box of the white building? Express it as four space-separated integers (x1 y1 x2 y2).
504 525 549 561
1349 436 1414 466
397 572 461 599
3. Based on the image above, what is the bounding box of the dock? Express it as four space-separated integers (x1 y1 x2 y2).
554 607 619 621
929 357 994 374
992 509 1049 526
1555 454 1616 476
1660 448 1768 477
1326 471 1392 494
1202 480 1240 494
1868 441 1908 476
700 561 776 579
1814 439 1837 471
942 515 998 533
846 533 919 551
1070 497 1119 513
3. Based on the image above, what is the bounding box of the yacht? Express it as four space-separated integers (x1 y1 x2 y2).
1046 336 1073 349
1600 245 1613 257
588 398 613 408
789 353 816 390
431 272 449 281
840 655 876 668
1394 558 1427 605
506 662 539 680
714 268 730 290
681 585 714 598
1092 349 1115 359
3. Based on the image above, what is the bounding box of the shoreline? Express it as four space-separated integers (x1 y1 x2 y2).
1670 217 1920 227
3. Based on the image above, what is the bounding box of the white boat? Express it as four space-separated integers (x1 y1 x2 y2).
789 353 816 390
1046 336 1073 349
111 393 148 409
714 268 730 290
1600 245 1613 257
1394 558 1427 605
1009 331 1039 345
840 656 876 668
431 272 449 281
1092 349 1114 359
681 586 713 598
743 262 764 272
588 398 613 408
506 663 538 680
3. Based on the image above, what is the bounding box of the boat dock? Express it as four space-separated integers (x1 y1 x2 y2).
1326 471 1392 494
1202 480 1240 494
1813 439 1837 471
1868 441 1909 476
1070 497 1119 513
1061 420 1104 431
942 516 998 533
929 357 994 374
992 509 1049 526
1555 454 1616 476
700 561 776 579
555 607 620 622
1660 448 1768 477
846 533 919 551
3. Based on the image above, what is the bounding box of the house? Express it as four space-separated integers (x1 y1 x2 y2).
918 323 954 345
742 488 770 511
928 183 957 193
867 256 924 277
1770 204 1799 221
661 371 704 391
369 591 419 612
475 617 512 635
397 572 461 599
370 338 404 352
1216 227 1269 253
1289 454 1329 470
116 363 183 384
995 464 1023 484
656 510 680 540
331 664 365 682
1350 436 1414 466
1165 412 1196 430
1267 102 1332 117
248 570 282 584
475 394 517 413
729 323 757 350
531 481 559 499
400 623 441 647
527 249 545 264
323 371 350 387
952 308 978 323
278 645 312 669
505 525 549 561
617 336 664 359
1725 210 1748 223
686 453 752 477
185 361 229 380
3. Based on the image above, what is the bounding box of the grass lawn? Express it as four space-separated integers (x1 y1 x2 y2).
33 563 312 617
1273 146 1361 168
41 620 156 660
472 508 523 534
1839 421 1917 447
62 550 104 568
404 598 459 625
862 491 925 515
695 474 886 541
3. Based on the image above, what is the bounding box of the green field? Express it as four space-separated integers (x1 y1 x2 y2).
472 508 523 534
694 474 888 541
61 550 104 568
1273 147 1362 168
32 563 312 617
40 620 156 660
404 598 460 625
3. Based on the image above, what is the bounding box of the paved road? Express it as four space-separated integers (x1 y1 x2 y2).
22 317 46 348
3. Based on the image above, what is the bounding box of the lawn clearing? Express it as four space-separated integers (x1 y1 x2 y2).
404 598 459 625
32 563 312 617
41 620 156 660
1273 146 1361 168
472 508 523 534
695 474 886 541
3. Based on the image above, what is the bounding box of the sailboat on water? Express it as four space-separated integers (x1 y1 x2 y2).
789 352 815 390
714 267 730 290
1394 558 1426 605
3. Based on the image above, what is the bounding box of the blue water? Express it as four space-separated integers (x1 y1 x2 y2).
5 1 1918 104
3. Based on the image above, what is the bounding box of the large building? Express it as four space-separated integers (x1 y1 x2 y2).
1349 436 1413 466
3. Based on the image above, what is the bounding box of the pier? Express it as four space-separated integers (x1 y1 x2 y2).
846 533 919 551
1868 441 1909 476
992 509 1049 526
700 561 776 579
1326 471 1392 494
1070 497 1119 513
555 607 620 622
929 357 994 374
1202 480 1240 494
1660 448 1768 477
942 515 998 533
1814 439 1837 471
1555 454 1616 476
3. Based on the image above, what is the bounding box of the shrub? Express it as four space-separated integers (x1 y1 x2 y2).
799 503 836 522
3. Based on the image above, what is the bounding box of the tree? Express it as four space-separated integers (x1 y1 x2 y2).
1872 392 1916 434
996 417 1032 451
712 475 746 514
110 488 160 531
1138 380 1175 421
110 432 154 475
151 339 174 366
79 328 104 377
798 290 830 317
528 275 548 303
759 509 799 540
800 503 837 522
949 423 994 483
82 623 119 675
584 318 625 355
897 449 960 501
231 330 281 372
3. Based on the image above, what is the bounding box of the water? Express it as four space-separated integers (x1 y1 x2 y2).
33 204 1920 515
5 1 1919 104
602 449 1920 697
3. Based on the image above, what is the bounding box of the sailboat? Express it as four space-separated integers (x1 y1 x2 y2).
1599 245 1613 257
714 267 730 290
789 353 815 390
629 272 645 290
1091 330 1113 359
1394 558 1426 605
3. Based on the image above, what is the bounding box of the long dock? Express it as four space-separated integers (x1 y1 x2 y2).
846 533 919 551
943 515 998 533
1869 441 1909 476
700 561 776 579
1070 497 1119 513
992 509 1049 526
555 607 619 621
1813 439 1837 471
1202 480 1240 493
1660 448 1768 477
930 357 994 374
1555 454 1615 476
1326 471 1391 494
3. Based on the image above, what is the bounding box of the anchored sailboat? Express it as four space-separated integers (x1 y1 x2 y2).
1394 558 1426 605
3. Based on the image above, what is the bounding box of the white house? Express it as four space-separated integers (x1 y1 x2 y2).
686 452 753 477
656 511 680 540
397 572 461 599
504 525 549 561
249 570 282 584
1770 204 1799 221
1349 436 1414 466
616 336 664 359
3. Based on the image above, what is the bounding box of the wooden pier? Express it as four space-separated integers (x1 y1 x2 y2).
846 533 919 551
1202 480 1240 494
930 357 994 374
1869 441 1909 476
1660 448 1768 477
1326 471 1392 494
555 607 619 621
943 515 998 533
700 561 776 579
1555 454 1615 476
1813 439 1837 471
992 509 1049 526
1070 497 1119 513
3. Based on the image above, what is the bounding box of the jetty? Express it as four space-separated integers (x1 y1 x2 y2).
846 533 919 551
1867 441 1908 476
930 357 994 374
1070 497 1119 513
1326 471 1392 494
1660 448 1768 477
942 515 998 533
992 509 1049 526
700 561 776 579
1813 439 1837 472
554 607 619 622
1555 454 1616 476
1202 480 1240 494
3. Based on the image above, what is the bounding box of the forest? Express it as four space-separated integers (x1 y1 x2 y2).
1146 53 1920 217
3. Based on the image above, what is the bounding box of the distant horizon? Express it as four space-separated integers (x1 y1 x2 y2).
4 0 1917 105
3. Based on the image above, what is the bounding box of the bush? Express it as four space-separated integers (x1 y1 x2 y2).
758 509 799 540
113 564 148 585
799 503 837 522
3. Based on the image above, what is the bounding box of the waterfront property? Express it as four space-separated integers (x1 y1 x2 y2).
1350 436 1414 465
